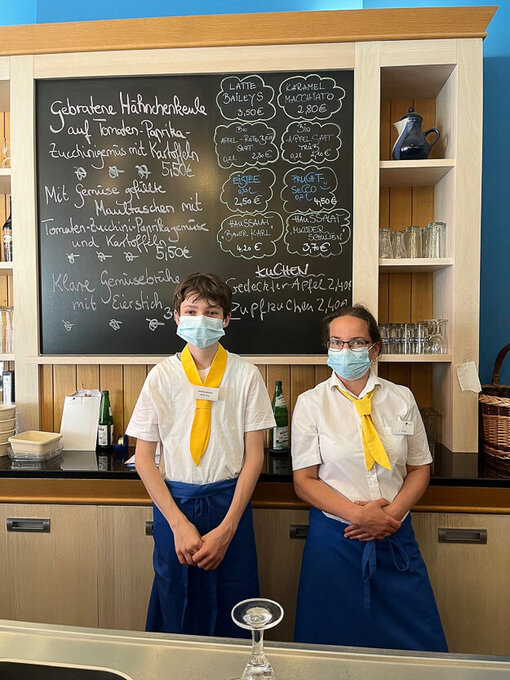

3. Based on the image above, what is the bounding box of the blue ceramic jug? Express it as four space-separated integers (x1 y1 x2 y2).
392 107 440 160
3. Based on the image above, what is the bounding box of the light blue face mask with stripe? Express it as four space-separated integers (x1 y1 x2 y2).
327 347 371 380
176 315 225 348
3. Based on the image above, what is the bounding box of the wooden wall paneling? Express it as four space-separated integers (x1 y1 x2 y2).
314 365 330 385
76 364 100 392
99 365 124 435
410 364 432 410
39 365 54 432
257 364 267 387
0 273 7 305
290 366 315 416
388 363 412 391
123 365 147 432
52 365 77 432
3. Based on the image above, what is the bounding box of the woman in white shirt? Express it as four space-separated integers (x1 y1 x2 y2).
291 305 447 652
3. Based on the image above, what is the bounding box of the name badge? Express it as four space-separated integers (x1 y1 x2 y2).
391 420 414 436
193 386 219 401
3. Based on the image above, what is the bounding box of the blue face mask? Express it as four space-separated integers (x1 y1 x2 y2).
176 315 225 348
327 347 371 381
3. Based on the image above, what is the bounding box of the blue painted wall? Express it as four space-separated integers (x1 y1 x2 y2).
1 1 508 384
35 0 361 22
0 0 36 26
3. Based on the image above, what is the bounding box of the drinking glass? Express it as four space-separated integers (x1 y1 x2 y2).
231 598 284 680
379 227 393 258
428 319 448 354
0 138 10 169
391 229 407 258
416 321 428 354
424 221 446 258
0 306 13 353
389 323 403 354
405 225 422 258
403 323 415 354
379 323 390 354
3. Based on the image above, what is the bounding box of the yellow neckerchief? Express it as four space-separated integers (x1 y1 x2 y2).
181 343 227 466
336 385 392 471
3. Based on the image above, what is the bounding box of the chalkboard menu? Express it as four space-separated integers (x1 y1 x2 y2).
36 71 353 355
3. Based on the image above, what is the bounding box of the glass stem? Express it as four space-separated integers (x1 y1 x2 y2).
250 629 269 667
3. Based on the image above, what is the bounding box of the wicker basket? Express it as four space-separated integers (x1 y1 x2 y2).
479 343 510 460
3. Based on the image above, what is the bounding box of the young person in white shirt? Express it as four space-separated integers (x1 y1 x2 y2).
126 273 275 637
291 304 447 652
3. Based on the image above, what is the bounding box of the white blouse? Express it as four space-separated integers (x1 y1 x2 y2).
291 370 432 523
126 351 275 484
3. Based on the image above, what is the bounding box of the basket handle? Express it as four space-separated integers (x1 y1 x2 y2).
491 343 510 387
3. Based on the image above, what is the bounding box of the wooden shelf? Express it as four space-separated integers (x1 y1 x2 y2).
381 64 456 100
0 168 10 194
0 79 8 111
0 353 14 361
379 354 451 363
379 159 455 187
25 355 329 365
379 258 453 273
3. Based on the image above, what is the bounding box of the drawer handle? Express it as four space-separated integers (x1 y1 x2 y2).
145 520 153 536
7 518 51 533
289 524 309 539
438 528 487 544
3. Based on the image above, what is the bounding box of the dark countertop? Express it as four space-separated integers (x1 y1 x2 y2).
0 445 509 487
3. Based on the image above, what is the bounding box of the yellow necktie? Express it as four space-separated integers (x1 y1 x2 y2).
336 386 392 471
181 343 227 466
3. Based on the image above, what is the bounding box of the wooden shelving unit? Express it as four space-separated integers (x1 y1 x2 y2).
0 8 489 448
379 159 455 187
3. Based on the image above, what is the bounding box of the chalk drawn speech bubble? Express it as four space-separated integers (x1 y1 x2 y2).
220 167 276 213
214 122 279 169
281 166 339 214
281 121 342 164
278 74 346 121
217 212 284 259
216 74 276 122
284 209 351 258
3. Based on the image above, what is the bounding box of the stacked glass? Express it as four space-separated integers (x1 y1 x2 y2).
379 221 446 258
379 319 447 354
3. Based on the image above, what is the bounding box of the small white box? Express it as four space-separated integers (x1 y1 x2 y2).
9 430 63 456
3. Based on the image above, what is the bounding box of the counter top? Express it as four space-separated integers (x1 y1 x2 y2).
0 447 509 513
0 619 508 680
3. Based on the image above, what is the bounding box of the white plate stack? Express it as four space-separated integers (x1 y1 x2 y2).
0 405 16 456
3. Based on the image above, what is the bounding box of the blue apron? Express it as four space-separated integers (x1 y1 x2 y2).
146 477 258 638
294 507 448 652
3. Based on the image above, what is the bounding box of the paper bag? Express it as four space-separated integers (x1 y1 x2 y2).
60 389 101 451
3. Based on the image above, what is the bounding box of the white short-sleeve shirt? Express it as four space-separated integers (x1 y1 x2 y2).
126 351 275 484
291 370 432 523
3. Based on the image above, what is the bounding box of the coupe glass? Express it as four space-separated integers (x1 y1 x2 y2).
231 598 284 680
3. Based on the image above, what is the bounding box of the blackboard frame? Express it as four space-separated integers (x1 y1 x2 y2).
35 68 354 357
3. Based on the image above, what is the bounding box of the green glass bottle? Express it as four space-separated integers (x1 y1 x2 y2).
270 380 289 451
97 390 114 449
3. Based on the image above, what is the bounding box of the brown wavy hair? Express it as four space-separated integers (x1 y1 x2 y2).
321 304 382 352
173 272 232 316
